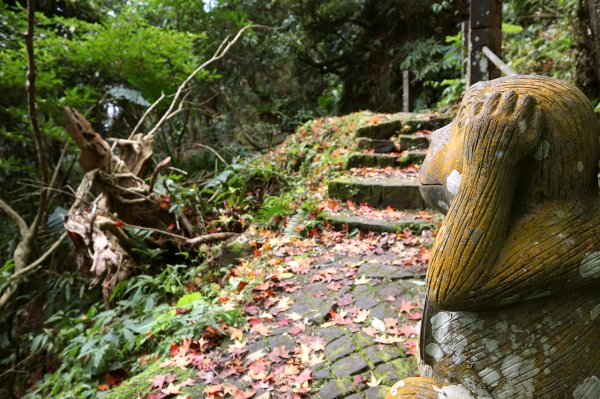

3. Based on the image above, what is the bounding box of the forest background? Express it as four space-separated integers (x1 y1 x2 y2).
0 0 598 397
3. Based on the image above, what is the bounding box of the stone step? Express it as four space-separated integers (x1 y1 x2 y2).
356 137 397 153
356 112 450 140
328 172 427 209
324 209 440 233
345 150 427 169
397 134 430 150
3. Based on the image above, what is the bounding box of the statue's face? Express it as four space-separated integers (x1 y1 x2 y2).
419 116 464 214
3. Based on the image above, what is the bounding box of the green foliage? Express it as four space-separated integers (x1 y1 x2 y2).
24 262 243 399
257 193 295 228
503 0 579 80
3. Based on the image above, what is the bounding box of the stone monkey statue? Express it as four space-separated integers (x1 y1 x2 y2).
387 75 600 399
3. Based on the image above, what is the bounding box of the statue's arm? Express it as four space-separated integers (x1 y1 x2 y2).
427 90 539 310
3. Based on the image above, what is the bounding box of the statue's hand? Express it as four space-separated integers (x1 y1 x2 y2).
461 90 542 170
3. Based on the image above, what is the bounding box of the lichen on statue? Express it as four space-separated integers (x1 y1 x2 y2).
387 75 600 399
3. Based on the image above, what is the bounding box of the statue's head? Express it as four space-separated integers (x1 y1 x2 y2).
420 75 600 214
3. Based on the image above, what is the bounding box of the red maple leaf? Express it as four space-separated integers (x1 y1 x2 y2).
169 342 179 357
295 368 312 384
326 281 342 291
398 323 419 337
408 312 422 321
288 322 305 336
405 339 419 357
399 299 415 314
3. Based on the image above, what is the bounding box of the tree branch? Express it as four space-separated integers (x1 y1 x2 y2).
10 232 68 281
144 24 277 140
25 0 50 238
0 198 28 239
186 232 238 246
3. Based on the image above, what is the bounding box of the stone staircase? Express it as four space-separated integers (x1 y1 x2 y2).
325 112 450 232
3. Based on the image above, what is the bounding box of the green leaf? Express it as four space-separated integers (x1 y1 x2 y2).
176 292 202 308
502 23 523 34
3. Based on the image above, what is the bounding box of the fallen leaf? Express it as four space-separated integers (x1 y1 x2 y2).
352 309 370 323
299 343 311 364
286 311 303 321
228 326 245 341
150 374 167 390
251 323 272 336
366 372 382 387
170 342 179 357
268 345 291 362
384 318 398 329
276 296 294 312
326 281 342 291
288 322 305 336
297 335 325 352
354 275 371 285
309 353 324 366
371 317 386 332
179 378 195 387
374 334 404 344
399 299 415 314
295 368 312 384
161 382 181 395
227 340 248 356
398 323 419 337
248 349 267 361
361 326 379 337
408 312 422 320
204 384 223 395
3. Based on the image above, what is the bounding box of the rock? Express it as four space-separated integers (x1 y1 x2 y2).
220 235 252 266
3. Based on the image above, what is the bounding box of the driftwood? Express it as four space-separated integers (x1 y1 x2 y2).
62 108 177 300
61 25 270 302
64 107 172 229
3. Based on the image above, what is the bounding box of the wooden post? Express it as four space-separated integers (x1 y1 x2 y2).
461 21 468 76
402 70 410 112
467 0 502 87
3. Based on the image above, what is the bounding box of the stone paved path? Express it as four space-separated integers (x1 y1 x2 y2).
184 113 445 399
239 235 431 399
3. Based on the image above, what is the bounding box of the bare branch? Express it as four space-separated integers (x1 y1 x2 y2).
145 25 276 140
186 232 238 246
120 222 189 241
47 142 70 204
129 92 165 139
149 157 172 193
10 232 68 281
192 143 229 166
0 198 28 239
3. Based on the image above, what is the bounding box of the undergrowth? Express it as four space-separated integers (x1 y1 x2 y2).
22 111 376 398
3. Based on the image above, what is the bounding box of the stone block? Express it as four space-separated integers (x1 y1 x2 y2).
325 335 354 362
331 354 369 377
